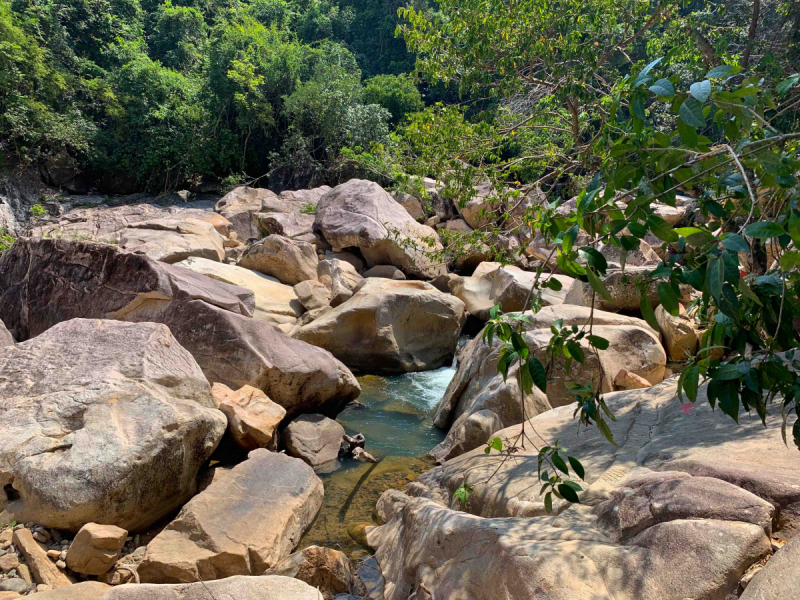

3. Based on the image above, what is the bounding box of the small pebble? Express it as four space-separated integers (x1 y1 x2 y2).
55 560 66 570
31 532 46 543
46 550 60 560
59 552 66 562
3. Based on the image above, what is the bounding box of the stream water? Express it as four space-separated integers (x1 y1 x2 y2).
298 363 457 561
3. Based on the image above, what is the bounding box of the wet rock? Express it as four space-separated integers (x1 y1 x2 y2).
103 575 323 600
176 257 304 326
295 279 466 374
238 235 318 286
12 529 70 588
0 320 225 532
267 546 355 600
285 415 345 470
314 179 446 279
138 450 323 583
213 383 286 452
351 448 377 463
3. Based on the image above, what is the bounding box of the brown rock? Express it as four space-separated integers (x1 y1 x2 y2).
362 265 406 280
215 187 277 241
118 218 226 264
138 450 323 583
66 523 127 575
238 235 318 285
614 368 653 390
267 546 354 600
294 280 331 311
317 259 363 307
12 529 71 588
284 414 345 470
213 383 286 451
0 552 19 572
31 581 111 600
102 575 323 600
655 303 699 360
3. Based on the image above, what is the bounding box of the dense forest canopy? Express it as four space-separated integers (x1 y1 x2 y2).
0 0 422 192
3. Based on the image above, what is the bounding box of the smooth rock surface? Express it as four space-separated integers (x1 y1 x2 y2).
238 235 318 285
104 575 323 600
267 546 354 600
431 306 665 461
284 415 345 470
176 257 304 326
314 180 446 279
0 239 360 420
295 279 466 373
740 534 800 600
28 582 110 600
138 450 323 583
0 320 225 532
118 218 225 263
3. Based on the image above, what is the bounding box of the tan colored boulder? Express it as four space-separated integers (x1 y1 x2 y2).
317 259 363 306
0 553 18 572
216 186 278 241
267 546 355 600
431 306 665 462
655 303 699 360
614 368 652 390
27 582 111 600
12 529 71 588
393 192 426 221
177 256 305 326
138 450 323 583
213 384 286 451
323 251 365 272
256 212 316 239
118 218 226 263
314 179 446 278
275 186 332 210
0 239 360 420
103 576 323 600
239 235 318 285
284 414 345 471
0 320 226 532
295 279 466 373
294 280 331 311
66 523 127 575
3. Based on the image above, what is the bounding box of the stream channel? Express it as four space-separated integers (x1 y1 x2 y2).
297 348 464 561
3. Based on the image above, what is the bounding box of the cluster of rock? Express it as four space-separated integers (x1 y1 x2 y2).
1 176 794 600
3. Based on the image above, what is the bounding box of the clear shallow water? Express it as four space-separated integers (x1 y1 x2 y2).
298 362 458 559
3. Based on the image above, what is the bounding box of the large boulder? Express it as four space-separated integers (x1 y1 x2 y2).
367 377 798 600
66 523 127 576
138 450 323 583
117 218 226 263
284 414 345 471
0 239 360 419
213 383 286 452
740 534 800 600
0 319 226 532
317 259 363 306
449 263 571 320
431 305 665 462
238 235 319 286
294 279 466 374
314 180 446 279
267 546 356 600
103 576 323 600
176 256 305 326
215 187 278 241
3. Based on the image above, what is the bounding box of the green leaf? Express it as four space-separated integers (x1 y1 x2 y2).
528 358 547 392
682 364 700 403
587 335 609 350
689 80 712 102
551 453 569 475
649 78 675 97
738 278 763 306
565 340 585 364
679 98 706 127
639 294 660 331
557 483 580 504
568 456 585 480
596 417 618 446
706 256 724 302
706 65 734 79
780 250 800 271
544 491 553 514
657 282 680 316
544 278 563 291
640 56 663 76
720 233 749 253
776 74 800 95
715 363 744 380
579 246 609 275
647 215 679 243
676 119 698 147
743 221 786 239
586 268 613 302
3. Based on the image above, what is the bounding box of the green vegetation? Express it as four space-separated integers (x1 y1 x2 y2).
0 228 14 252
0 0 423 191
